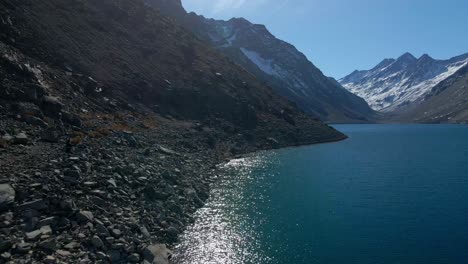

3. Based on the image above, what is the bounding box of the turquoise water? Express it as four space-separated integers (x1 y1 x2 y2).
173 124 468 264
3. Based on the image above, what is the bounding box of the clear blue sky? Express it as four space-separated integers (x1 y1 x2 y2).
181 0 468 78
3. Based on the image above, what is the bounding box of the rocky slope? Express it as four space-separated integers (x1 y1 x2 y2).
393 64 468 123
0 0 346 263
145 0 375 123
340 52 468 112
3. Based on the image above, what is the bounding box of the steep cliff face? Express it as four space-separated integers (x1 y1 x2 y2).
340 52 468 112
145 0 375 123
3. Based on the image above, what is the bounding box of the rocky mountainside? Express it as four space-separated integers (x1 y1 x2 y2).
145 0 375 123
394 64 468 123
0 0 345 263
340 52 468 112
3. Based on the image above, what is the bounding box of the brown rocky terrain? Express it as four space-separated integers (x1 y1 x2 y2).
0 0 346 263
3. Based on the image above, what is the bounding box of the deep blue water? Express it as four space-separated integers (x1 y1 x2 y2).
173 124 468 264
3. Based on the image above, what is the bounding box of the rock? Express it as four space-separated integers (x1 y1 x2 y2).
39 239 57 251
142 244 172 264
108 250 120 262
63 167 81 184
56 249 71 257
16 199 47 211
44 255 56 264
15 242 31 254
40 225 52 235
140 226 151 239
107 179 117 188
60 199 76 211
41 129 61 143
0 184 15 212
0 240 12 253
23 115 48 127
42 96 63 117
25 229 42 240
155 145 179 156
111 229 121 238
96 251 107 260
144 186 168 201
62 111 82 127
1 134 13 142
91 236 104 249
105 237 115 244
38 217 57 227
64 241 80 250
10 102 43 117
64 166 81 178
76 210 94 223
166 226 179 238
13 132 29 145
0 252 11 260
127 253 140 263
0 139 7 148
96 223 110 237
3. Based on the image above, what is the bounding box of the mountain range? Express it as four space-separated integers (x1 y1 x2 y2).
145 0 375 123
339 52 468 113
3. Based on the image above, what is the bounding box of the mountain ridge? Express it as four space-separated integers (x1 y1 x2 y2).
145 0 376 123
339 52 468 112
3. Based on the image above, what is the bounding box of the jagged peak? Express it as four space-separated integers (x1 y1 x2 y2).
418 53 433 61
228 17 251 24
372 58 396 70
397 52 417 62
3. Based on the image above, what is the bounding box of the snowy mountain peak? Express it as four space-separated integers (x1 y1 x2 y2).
339 52 468 112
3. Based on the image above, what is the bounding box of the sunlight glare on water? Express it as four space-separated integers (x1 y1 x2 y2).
172 154 277 264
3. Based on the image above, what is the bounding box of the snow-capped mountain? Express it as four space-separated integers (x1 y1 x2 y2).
144 0 375 123
339 52 468 112
395 63 468 123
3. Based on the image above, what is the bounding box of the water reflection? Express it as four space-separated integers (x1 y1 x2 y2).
172 154 276 264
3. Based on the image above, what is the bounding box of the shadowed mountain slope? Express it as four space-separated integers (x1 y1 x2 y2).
145 0 376 123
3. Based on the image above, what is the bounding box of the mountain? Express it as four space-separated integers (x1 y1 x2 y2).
144 0 375 123
0 0 346 144
394 64 468 123
339 52 468 112
0 0 346 262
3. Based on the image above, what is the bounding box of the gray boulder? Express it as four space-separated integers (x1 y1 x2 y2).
143 244 172 264
0 184 15 212
13 133 29 145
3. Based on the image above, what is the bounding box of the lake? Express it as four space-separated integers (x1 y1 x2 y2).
173 124 468 264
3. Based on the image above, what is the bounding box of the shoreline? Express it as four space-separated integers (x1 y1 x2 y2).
0 115 344 263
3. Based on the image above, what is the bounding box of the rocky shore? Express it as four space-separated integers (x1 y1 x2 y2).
0 107 344 264
0 114 223 263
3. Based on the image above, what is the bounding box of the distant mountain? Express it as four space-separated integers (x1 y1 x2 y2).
394 64 468 123
339 52 468 112
145 0 375 123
